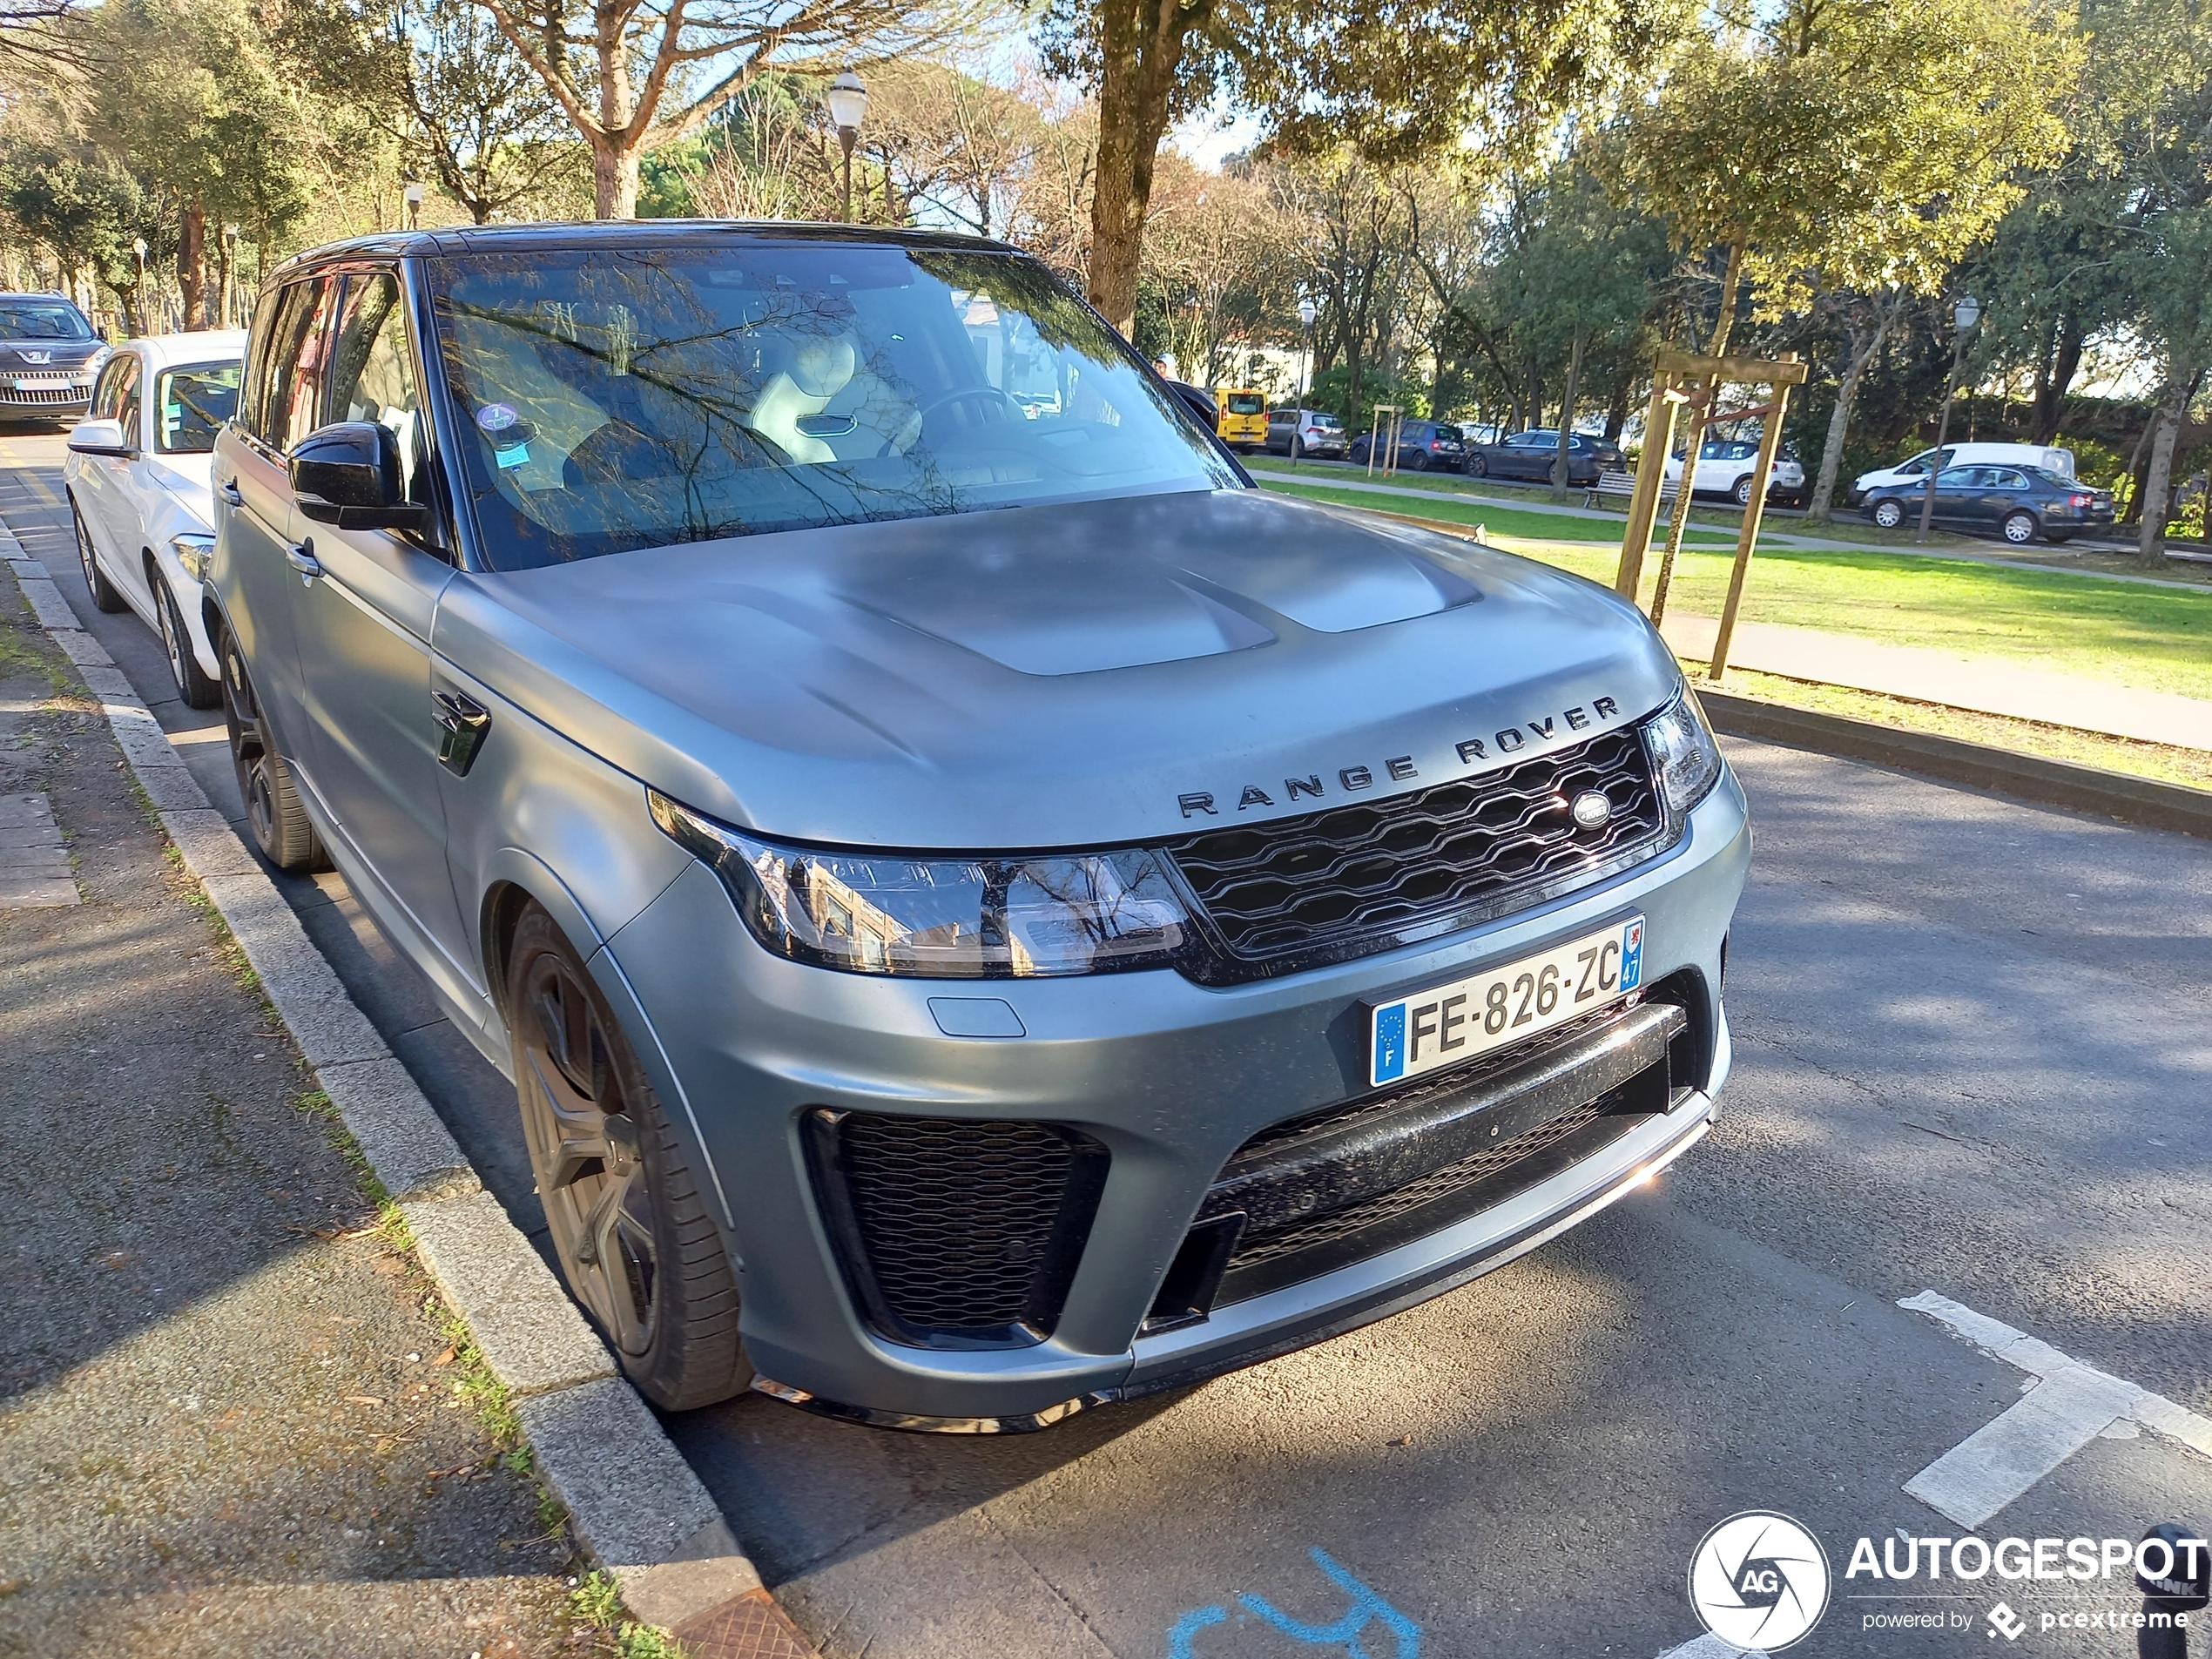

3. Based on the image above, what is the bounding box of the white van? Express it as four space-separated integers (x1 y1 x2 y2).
1852 442 2074 504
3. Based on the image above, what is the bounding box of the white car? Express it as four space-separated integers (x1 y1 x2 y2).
64 330 246 708
1663 438 1806 506
1851 442 2074 505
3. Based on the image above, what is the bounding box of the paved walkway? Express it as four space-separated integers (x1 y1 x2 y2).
1662 611 2212 751
0 568 583 1656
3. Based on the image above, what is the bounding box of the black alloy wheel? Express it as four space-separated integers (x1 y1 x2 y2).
220 630 326 870
155 571 220 708
1466 454 1487 477
1289 435 1304 459
507 904 748 1410
71 499 127 612
2001 509 2038 545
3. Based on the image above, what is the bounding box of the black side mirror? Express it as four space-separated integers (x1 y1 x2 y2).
290 421 426 531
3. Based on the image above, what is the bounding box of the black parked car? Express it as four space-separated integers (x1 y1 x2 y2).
1347 418 1464 471
1463 428 1624 485
1859 463 2114 544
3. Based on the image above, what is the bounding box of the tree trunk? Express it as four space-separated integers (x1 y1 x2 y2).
1807 300 1895 523
592 132 641 219
1550 331 1584 494
1708 243 1744 358
1087 0 1195 336
2030 314 2085 444
2138 367 2197 568
178 200 207 331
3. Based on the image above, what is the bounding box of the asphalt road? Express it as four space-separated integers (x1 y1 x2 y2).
8 428 2208 1659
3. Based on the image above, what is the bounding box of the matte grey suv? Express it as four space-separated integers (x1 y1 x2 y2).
207 225 1749 1431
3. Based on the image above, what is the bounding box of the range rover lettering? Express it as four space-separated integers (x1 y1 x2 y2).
206 225 1750 1431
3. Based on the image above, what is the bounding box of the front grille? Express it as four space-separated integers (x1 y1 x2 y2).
1169 727 1667 971
0 384 90 405
806 1110 1107 1349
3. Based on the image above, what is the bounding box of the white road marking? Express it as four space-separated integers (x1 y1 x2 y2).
1898 1291 2212 1528
1659 1635 1768 1658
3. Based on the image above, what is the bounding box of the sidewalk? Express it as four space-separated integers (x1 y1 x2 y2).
0 572 582 1656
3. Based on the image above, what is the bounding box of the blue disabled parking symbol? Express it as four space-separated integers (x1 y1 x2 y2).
1169 1548 1421 1658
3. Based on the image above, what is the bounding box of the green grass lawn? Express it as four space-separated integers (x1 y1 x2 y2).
1264 477 1739 547
1497 537 2212 703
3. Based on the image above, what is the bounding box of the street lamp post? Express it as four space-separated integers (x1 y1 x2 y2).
1297 297 1317 408
825 71 868 223
132 237 148 335
404 179 425 232
1916 293 1981 544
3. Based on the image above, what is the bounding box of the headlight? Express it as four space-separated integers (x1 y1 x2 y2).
84 345 111 375
170 533 214 583
1642 689 1723 815
648 791 1190 978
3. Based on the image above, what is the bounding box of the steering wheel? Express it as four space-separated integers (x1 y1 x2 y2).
914 386 1015 428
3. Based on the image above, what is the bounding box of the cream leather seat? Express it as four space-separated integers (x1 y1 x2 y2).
747 332 919 464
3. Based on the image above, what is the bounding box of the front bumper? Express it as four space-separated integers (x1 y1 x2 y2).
601 768 1751 1424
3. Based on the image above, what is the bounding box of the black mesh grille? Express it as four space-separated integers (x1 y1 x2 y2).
1170 727 1665 964
1224 1100 1607 1271
812 1112 1105 1345
0 385 89 405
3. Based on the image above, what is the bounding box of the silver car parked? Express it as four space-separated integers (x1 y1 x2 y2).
208 225 1750 1430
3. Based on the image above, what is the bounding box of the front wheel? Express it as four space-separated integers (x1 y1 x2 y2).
508 903 749 1411
1871 498 1905 529
2001 509 2038 545
157 572 220 709
221 630 327 872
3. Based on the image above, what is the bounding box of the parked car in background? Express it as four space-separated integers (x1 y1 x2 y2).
0 292 108 425
1215 387 1268 450
207 221 1746 1431
1463 428 1623 485
62 329 246 707
1265 407 1346 459
1453 421 1503 448
1851 442 2074 506
1346 417 1465 470
1663 439 1807 507
1859 463 2113 543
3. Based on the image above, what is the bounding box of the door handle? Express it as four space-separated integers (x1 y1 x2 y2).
219 479 244 507
433 691 493 777
286 539 322 583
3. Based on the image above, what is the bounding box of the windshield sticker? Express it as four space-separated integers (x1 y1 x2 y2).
495 442 529 470
475 402 518 433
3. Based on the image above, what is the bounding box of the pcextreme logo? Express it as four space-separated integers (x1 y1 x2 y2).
1689 1511 1833 1650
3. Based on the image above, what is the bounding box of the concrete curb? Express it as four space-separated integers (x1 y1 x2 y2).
1699 690 2212 840
2 531 814 1658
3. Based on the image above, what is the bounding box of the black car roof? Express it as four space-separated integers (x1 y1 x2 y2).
263 220 1024 289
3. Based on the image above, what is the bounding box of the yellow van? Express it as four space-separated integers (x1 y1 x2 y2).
1215 388 1268 450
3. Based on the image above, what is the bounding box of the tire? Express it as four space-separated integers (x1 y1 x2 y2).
71 497 127 613
506 903 750 1411
1467 455 1488 477
1871 498 1905 529
1732 475 1756 507
220 627 327 872
1404 451 1428 472
155 570 220 709
2001 509 2038 545
1289 435 1304 460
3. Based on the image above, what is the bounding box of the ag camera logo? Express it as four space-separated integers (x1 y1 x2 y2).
1689 1511 1832 1650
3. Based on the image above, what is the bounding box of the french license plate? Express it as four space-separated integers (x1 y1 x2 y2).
13 374 70 388
1369 916 1643 1088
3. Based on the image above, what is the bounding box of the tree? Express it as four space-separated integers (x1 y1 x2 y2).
1042 0 1683 337
463 0 963 219
0 138 158 324
1620 0 2074 521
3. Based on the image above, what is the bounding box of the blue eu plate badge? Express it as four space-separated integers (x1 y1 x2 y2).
1368 915 1646 1089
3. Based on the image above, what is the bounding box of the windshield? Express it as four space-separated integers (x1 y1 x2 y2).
0 301 91 341
155 361 240 454
428 242 1239 569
